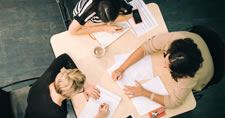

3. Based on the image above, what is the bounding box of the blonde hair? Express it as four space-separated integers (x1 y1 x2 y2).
54 68 86 99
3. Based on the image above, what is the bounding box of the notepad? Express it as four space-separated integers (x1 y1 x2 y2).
89 21 130 48
79 85 121 118
128 0 158 37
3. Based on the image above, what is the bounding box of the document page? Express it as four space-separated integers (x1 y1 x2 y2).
108 50 154 88
132 76 168 116
128 0 158 37
90 21 130 48
79 85 121 118
108 51 168 116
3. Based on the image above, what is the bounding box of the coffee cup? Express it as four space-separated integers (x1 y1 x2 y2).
94 46 105 58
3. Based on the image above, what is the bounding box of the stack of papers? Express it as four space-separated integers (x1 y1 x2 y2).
89 21 130 48
128 0 158 37
79 85 121 118
108 51 168 116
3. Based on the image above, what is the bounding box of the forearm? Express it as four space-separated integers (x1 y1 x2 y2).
143 90 165 106
118 47 145 72
114 14 132 22
69 24 108 35
47 53 73 71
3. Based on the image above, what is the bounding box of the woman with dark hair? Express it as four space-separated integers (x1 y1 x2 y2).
112 31 214 108
68 0 133 35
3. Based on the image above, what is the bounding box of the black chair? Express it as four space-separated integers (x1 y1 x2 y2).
56 0 78 30
0 77 77 118
188 25 225 90
172 25 225 118
0 77 39 118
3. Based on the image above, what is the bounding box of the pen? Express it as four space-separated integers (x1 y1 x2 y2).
117 71 121 80
116 28 122 31
100 103 105 108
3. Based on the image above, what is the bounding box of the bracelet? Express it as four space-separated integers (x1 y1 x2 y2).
150 93 155 100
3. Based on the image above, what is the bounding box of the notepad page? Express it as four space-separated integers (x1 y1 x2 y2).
92 21 130 48
128 0 158 37
79 85 121 118
107 50 154 88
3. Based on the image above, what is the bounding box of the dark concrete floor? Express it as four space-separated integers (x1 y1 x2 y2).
0 0 64 86
0 0 224 117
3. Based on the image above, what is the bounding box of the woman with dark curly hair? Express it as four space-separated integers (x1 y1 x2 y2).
112 31 214 108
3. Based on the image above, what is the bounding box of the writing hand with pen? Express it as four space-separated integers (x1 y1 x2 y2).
95 103 110 118
112 68 124 81
112 68 148 99
104 23 123 34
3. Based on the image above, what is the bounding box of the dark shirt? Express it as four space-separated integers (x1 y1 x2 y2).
25 54 77 118
73 0 132 25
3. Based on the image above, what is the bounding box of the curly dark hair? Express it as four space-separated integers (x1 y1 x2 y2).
166 38 204 81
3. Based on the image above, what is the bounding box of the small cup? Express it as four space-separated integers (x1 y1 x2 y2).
94 46 105 58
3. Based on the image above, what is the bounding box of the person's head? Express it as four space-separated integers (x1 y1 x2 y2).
54 67 86 99
97 0 121 23
164 38 204 81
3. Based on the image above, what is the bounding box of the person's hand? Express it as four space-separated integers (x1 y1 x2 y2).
83 84 100 100
112 69 123 81
104 25 123 33
123 80 147 98
95 103 110 118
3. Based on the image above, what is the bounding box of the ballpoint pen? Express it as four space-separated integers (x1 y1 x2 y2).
117 71 121 80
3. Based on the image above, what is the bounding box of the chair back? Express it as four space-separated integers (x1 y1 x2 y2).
0 89 13 118
0 77 39 118
189 25 225 88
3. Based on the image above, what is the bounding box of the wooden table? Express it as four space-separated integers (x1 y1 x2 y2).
50 3 196 118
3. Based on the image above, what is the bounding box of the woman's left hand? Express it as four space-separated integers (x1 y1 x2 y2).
123 80 146 98
84 84 100 100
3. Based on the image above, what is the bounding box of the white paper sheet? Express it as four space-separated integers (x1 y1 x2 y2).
108 51 154 88
131 76 168 116
107 51 168 116
128 0 158 37
90 21 130 48
79 85 121 118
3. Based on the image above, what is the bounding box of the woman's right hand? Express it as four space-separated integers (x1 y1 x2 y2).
95 103 110 118
104 25 123 34
112 69 123 81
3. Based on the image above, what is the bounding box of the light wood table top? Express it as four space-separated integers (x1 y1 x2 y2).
50 3 196 118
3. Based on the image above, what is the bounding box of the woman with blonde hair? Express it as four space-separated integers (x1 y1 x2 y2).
26 54 109 118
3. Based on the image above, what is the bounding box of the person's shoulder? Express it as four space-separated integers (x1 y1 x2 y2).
175 31 203 40
75 0 96 11
177 77 197 89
